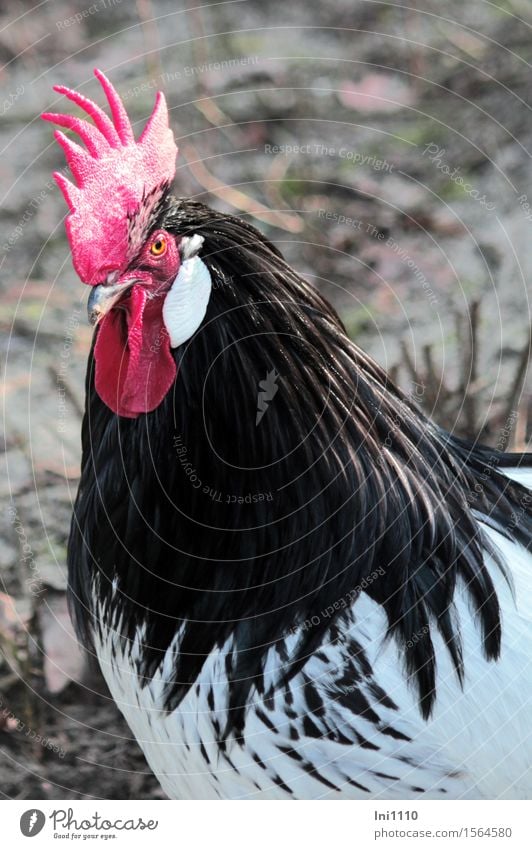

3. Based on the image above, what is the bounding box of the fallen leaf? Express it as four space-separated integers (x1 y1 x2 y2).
38 594 85 693
0 592 31 677
339 74 416 114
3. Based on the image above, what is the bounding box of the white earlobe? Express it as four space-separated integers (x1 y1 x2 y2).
162 239 212 349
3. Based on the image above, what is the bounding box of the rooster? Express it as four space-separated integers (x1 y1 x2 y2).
42 69 532 800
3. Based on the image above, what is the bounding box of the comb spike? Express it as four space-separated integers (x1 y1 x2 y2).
53 84 121 148
139 91 170 144
94 68 134 145
53 131 93 185
53 171 80 212
42 112 108 157
138 92 179 186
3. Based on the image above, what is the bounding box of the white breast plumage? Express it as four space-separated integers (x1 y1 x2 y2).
93 477 532 801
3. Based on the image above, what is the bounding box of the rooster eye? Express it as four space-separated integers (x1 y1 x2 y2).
150 237 167 257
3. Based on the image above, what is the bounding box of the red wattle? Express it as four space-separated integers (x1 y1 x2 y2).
94 285 176 418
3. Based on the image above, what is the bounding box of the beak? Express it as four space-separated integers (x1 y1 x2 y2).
87 279 135 326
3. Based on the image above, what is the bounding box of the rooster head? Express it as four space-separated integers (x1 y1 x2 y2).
42 69 212 417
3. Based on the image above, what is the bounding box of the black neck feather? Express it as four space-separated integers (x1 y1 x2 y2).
68 198 532 736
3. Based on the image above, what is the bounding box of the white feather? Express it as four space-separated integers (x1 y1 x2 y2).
501 466 532 488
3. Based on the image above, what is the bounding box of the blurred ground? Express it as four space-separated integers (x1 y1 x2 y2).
1 0 532 798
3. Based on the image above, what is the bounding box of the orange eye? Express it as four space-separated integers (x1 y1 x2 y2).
150 237 167 256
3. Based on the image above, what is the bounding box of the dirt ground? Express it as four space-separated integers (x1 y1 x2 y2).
1 0 532 799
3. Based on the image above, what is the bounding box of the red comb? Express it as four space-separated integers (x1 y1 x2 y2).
42 69 177 285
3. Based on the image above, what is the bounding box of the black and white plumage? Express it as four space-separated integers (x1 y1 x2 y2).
68 200 532 799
